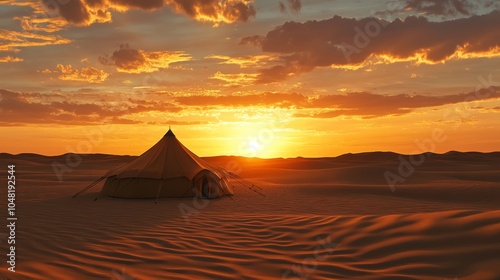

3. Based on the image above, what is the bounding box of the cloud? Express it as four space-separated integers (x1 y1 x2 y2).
241 11 500 83
41 0 255 26
3 0 73 32
238 35 263 46
174 92 307 107
375 0 500 21
279 0 301 14
377 0 481 18
279 2 286 13
99 44 192 73
52 64 110 83
0 56 23 63
300 88 500 118
167 0 256 24
0 29 72 52
14 15 68 33
0 89 181 126
205 54 276 68
403 0 474 16
209 71 258 86
287 0 301 13
1 87 498 126
173 88 500 117
0 1 71 61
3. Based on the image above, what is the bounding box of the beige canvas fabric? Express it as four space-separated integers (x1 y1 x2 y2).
100 129 233 198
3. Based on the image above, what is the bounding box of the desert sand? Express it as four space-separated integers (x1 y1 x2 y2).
0 152 499 279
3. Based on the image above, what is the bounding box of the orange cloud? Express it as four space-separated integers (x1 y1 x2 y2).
241 11 500 82
40 0 255 26
47 64 110 83
209 71 258 86
167 0 256 25
206 54 276 68
0 56 23 63
0 29 71 52
14 15 69 33
3 0 70 32
99 44 192 73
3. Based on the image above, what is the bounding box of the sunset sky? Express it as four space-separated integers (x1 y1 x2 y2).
1 0 499 158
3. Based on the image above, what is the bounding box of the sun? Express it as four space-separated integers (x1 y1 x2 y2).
248 140 261 152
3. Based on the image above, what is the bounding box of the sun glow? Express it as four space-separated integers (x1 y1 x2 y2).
248 140 261 152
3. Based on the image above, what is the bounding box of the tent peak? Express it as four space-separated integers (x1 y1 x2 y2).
164 128 175 137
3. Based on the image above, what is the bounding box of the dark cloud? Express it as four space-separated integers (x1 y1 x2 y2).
42 0 255 26
52 0 91 25
241 11 500 83
99 44 146 71
0 89 181 126
84 0 107 8
301 88 500 118
43 0 109 26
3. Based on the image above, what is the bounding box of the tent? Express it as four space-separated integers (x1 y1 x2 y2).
74 129 234 200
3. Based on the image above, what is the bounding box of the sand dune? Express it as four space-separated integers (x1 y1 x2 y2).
0 152 499 279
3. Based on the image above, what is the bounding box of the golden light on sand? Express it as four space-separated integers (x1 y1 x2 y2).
1 1 500 278
4 150 500 279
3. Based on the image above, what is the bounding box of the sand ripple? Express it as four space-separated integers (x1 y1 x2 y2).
2 203 499 280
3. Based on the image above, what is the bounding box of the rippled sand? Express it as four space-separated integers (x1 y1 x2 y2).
1 152 499 279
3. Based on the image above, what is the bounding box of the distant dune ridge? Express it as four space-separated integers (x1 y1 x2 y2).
0 151 499 279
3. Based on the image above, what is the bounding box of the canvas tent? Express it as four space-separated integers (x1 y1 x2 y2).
74 129 234 199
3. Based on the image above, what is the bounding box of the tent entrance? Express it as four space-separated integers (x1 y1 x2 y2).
202 176 210 198
196 171 223 199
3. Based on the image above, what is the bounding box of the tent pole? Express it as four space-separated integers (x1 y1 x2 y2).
72 177 105 198
155 180 165 204
179 182 194 198
228 172 264 190
225 172 266 197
